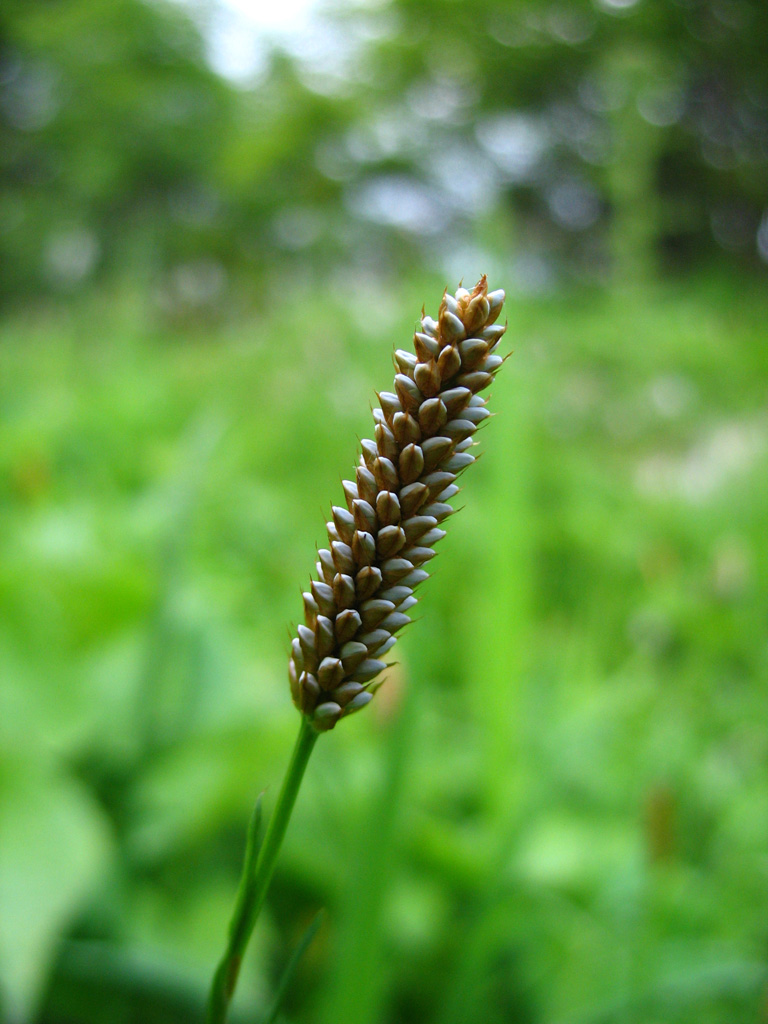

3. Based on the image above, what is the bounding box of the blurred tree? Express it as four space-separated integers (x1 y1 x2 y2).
317 0 768 279
0 0 236 300
1 0 766 302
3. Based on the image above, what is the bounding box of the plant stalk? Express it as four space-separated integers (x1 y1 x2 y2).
206 715 319 1024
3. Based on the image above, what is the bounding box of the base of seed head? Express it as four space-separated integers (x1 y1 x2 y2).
288 276 506 731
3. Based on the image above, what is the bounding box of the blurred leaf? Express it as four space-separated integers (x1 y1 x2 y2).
0 757 112 1022
262 908 323 1024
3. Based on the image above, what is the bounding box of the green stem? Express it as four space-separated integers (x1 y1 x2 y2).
206 715 319 1024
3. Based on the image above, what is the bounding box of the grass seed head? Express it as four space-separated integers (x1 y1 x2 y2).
289 276 506 731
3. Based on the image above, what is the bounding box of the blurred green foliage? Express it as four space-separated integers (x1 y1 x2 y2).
1 0 767 304
1 272 767 1022
1 0 767 1022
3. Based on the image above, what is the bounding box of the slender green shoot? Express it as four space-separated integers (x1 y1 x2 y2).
206 717 318 1024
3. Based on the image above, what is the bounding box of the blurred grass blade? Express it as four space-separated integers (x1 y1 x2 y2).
207 796 263 1016
208 718 318 1024
233 794 265 934
317 685 414 1024
136 413 228 755
262 909 325 1024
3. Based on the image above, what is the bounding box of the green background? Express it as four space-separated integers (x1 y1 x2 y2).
1 1 767 1022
